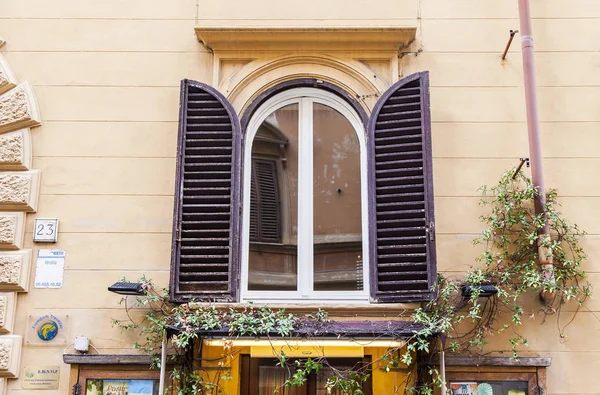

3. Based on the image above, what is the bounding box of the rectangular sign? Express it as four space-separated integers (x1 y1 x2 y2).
22 366 60 389
34 249 65 288
33 218 59 243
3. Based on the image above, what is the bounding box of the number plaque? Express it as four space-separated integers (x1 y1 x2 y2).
33 218 59 243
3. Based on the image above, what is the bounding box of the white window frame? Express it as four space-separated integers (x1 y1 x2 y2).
241 88 370 302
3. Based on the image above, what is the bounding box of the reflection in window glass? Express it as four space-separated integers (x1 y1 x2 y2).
85 379 158 395
248 104 299 291
312 103 363 291
316 366 356 395
449 381 528 395
258 366 299 395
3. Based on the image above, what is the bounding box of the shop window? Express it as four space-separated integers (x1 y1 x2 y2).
76 366 164 395
240 356 372 395
170 73 437 304
445 359 548 395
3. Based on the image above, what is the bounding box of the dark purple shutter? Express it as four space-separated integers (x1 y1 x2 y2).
367 72 437 303
170 79 241 302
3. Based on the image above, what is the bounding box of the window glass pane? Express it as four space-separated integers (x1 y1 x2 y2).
258 366 299 395
315 366 354 395
312 103 363 291
249 104 299 291
449 381 528 395
85 379 158 395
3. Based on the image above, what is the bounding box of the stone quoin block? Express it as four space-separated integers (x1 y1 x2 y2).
0 82 41 134
0 250 31 292
0 55 17 96
0 335 22 378
0 213 25 250
0 129 32 170
0 171 40 212
0 293 16 334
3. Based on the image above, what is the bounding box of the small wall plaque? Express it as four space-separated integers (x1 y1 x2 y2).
33 219 59 243
22 366 60 390
26 314 69 345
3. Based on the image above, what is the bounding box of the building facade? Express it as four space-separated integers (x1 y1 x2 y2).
0 0 598 394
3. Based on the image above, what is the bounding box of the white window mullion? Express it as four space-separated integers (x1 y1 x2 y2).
297 97 314 297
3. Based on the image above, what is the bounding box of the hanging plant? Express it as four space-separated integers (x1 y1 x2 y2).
112 169 592 395
403 168 592 394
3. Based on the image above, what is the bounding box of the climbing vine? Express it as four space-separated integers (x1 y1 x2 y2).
112 169 591 395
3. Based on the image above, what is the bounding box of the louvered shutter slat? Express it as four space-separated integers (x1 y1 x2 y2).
368 72 437 303
170 80 241 302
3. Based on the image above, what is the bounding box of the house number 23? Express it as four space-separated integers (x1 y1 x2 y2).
33 218 59 243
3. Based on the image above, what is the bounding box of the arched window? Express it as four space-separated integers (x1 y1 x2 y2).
241 88 369 301
170 73 437 304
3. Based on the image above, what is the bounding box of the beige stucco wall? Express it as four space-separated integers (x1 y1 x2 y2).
0 0 599 394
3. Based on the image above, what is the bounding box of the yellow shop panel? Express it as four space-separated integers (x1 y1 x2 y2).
251 345 364 358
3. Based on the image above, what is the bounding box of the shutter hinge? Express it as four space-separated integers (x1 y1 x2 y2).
426 221 435 242
176 229 181 243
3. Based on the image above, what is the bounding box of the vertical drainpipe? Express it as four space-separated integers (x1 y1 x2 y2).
517 0 554 300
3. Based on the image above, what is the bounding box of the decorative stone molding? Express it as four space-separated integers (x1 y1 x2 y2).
0 171 40 211
0 250 31 292
222 54 391 113
196 26 416 52
0 335 22 378
0 129 31 170
195 26 413 114
0 213 25 250
0 293 16 334
0 82 41 134
0 55 17 95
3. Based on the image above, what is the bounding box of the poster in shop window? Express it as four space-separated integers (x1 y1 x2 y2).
86 380 155 395
450 382 477 395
